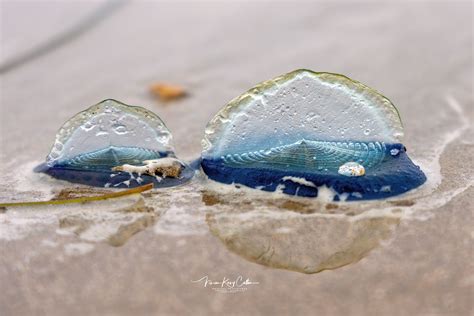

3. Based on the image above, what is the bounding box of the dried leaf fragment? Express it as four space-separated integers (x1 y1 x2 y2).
150 83 187 101
0 183 153 208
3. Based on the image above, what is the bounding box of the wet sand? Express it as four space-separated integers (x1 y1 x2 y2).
1 1 473 315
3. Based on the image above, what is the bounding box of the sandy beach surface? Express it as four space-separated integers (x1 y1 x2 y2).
1 1 473 315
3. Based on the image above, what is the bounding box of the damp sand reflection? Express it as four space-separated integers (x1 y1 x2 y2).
203 191 400 274
0 187 157 247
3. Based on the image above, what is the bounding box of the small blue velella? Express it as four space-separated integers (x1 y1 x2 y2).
200 69 426 200
36 99 193 188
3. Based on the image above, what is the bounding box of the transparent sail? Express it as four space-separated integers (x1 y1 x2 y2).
201 70 425 200
37 99 193 188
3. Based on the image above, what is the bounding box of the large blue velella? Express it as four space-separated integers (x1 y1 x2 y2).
36 99 193 188
201 69 426 200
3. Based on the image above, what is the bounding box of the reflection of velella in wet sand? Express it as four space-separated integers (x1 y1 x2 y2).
52 186 156 247
201 69 426 200
59 209 156 247
36 99 193 188
203 192 399 274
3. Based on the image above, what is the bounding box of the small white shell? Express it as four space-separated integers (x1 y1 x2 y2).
338 162 365 177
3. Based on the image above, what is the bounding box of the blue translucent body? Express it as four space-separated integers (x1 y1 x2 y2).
201 142 426 201
35 146 194 188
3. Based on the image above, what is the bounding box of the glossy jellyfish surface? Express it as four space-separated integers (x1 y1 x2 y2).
36 99 193 188
201 69 426 200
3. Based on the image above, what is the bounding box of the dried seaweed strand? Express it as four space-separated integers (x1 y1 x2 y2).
0 183 153 208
